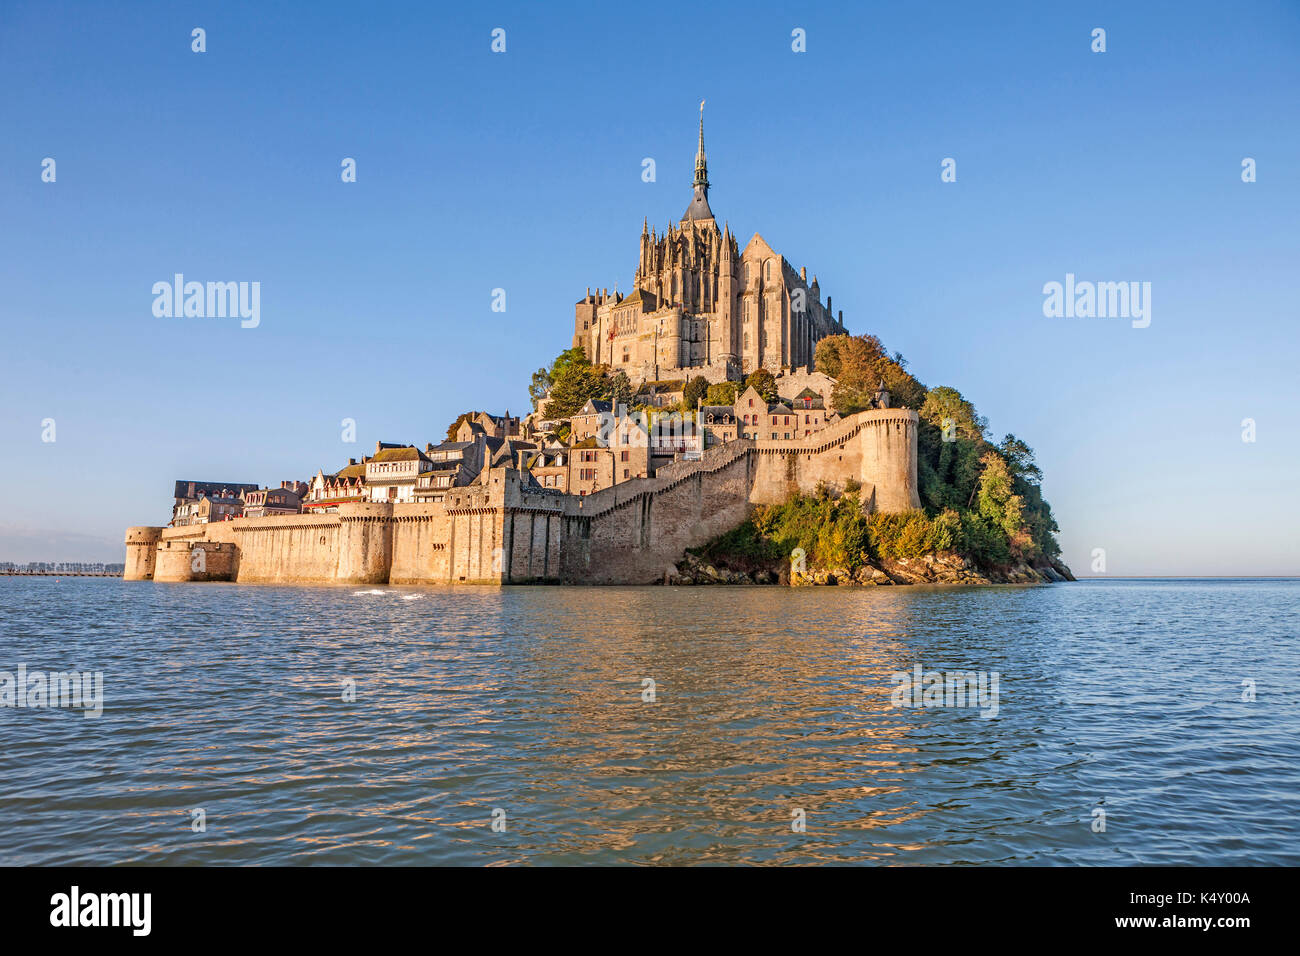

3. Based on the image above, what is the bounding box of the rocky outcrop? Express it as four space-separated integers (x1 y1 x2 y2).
665 549 1075 587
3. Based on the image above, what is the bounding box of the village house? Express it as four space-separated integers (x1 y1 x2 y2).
568 437 614 496
170 480 257 527
735 384 766 439
365 441 434 503
172 499 201 526
697 404 739 448
523 443 568 492
305 459 366 512
453 410 521 443
608 413 653 482
242 483 304 518
733 384 836 441
196 494 244 523
789 387 836 438
569 399 613 443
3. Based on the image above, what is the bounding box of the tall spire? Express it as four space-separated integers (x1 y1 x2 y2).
681 100 715 223
694 99 709 191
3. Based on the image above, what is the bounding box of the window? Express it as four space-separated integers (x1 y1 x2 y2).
623 469 629 478
620 450 629 462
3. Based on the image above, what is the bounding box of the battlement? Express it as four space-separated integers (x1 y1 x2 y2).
124 408 917 586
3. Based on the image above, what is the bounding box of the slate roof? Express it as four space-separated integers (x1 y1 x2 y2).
681 185 714 222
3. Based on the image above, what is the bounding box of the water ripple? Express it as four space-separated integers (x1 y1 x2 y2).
0 577 1297 865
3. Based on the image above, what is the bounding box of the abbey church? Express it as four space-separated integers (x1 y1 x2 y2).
573 105 848 384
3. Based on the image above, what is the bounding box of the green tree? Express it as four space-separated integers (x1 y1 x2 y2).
682 375 710 409
531 347 592 412
550 346 590 380
704 381 738 406
744 368 779 403
998 433 1042 485
528 368 551 411
546 363 607 418
976 451 1013 522
816 333 926 412
920 386 986 441
605 370 634 410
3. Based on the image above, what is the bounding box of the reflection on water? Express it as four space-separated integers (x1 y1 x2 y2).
1 577 1297 865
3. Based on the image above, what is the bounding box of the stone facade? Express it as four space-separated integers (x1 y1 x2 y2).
170 480 257 526
124 408 919 586
573 107 846 384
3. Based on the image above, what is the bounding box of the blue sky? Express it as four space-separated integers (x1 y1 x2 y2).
1 0 1297 574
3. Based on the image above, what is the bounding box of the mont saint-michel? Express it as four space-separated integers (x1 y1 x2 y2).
123 109 1071 588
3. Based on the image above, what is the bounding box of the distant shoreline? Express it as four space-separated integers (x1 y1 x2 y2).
1073 575 1299 580
0 571 123 577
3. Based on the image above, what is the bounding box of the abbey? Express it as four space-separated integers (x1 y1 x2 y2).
124 107 922 587
573 105 847 383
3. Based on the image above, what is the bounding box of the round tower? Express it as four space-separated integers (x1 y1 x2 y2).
123 526 163 580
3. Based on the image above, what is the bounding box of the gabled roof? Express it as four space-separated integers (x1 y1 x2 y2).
370 447 430 463
700 405 735 419
616 287 657 310
577 399 613 416
741 233 778 259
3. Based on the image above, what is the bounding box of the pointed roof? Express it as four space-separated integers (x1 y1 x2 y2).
681 101 715 222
